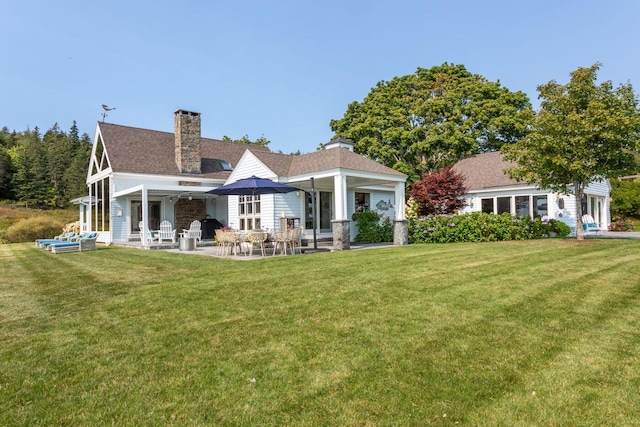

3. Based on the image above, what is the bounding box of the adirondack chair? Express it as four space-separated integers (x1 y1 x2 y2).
139 221 159 244
582 214 603 236
182 220 202 242
157 220 176 243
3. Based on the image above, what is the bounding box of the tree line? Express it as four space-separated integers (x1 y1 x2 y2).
0 122 92 207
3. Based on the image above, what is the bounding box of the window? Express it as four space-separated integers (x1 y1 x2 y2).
219 160 233 171
319 191 333 231
515 196 530 217
481 198 493 214
305 192 314 230
90 178 111 232
238 195 261 230
305 191 333 231
497 197 511 214
534 195 547 218
131 200 161 232
355 192 370 213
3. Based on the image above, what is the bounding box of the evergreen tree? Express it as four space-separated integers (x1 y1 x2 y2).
44 123 71 207
12 128 51 207
0 127 15 199
63 129 92 199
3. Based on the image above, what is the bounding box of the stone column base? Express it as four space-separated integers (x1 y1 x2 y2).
393 220 408 246
331 220 351 251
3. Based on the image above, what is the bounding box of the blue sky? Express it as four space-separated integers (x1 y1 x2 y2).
2 0 639 154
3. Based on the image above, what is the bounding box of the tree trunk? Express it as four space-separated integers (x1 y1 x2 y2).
574 182 585 241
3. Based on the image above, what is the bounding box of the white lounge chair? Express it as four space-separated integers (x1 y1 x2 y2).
157 220 176 243
49 234 98 254
582 214 603 236
139 221 159 244
182 220 202 242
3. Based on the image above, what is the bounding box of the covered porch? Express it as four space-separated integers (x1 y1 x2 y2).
84 173 406 250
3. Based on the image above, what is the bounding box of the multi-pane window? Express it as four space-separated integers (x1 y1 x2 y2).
515 196 530 217
238 195 261 230
481 198 493 214
497 197 511 214
533 195 548 218
481 195 548 218
355 192 370 213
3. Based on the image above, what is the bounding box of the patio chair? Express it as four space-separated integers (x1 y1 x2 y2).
272 230 292 256
246 230 267 256
290 228 303 255
157 220 176 243
138 221 160 244
182 220 202 242
215 229 229 256
582 214 603 236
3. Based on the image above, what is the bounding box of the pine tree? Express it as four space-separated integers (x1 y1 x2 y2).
12 128 51 207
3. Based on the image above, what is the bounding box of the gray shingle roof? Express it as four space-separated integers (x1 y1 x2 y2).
100 121 406 180
99 122 271 179
452 151 520 190
253 148 407 178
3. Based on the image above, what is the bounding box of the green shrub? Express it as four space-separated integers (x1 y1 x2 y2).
408 212 569 244
611 179 640 219
352 211 393 243
546 218 572 237
4 216 65 243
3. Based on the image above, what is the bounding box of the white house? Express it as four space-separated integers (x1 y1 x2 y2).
74 110 408 249
452 151 611 235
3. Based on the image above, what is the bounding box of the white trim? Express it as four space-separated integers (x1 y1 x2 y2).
113 184 216 198
112 171 227 186
287 169 406 185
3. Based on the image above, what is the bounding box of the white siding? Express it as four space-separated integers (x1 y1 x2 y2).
208 197 228 226
230 153 275 181
460 179 611 236
348 189 397 241
271 192 304 232
227 195 239 229
585 179 610 197
110 199 128 242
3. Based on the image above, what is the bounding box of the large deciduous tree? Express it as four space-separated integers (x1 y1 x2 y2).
330 63 533 181
502 63 640 240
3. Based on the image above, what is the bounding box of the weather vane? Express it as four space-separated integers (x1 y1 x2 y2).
101 104 116 122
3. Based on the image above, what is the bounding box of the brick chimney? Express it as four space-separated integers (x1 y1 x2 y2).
174 109 201 174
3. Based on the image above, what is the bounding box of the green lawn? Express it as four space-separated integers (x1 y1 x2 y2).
1 239 639 426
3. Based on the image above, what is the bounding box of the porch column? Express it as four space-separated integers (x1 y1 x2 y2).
78 204 84 232
332 175 350 250
393 182 408 246
141 185 149 248
88 184 93 233
334 175 348 220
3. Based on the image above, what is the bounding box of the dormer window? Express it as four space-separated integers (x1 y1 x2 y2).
219 160 233 171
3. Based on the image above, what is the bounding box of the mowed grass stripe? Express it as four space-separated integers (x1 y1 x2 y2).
1 239 639 426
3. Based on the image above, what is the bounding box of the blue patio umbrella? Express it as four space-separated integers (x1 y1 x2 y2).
206 175 299 196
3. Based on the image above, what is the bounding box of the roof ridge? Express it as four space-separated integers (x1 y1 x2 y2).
98 121 270 152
